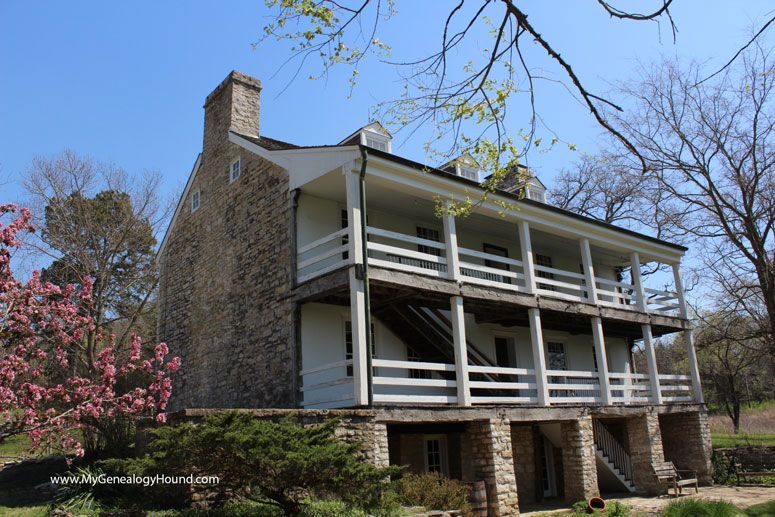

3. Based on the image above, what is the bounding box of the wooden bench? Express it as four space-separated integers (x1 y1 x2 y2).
653 461 699 496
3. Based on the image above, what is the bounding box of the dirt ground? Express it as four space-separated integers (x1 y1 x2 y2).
519 485 775 515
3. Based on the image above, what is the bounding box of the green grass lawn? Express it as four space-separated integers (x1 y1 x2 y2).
0 433 33 459
711 432 775 448
745 500 775 516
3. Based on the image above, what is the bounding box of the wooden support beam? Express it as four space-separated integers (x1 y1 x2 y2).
683 329 704 403
345 167 368 405
630 252 647 312
641 324 663 404
528 308 550 405
672 263 689 319
591 317 612 405
518 221 537 294
443 202 461 281
450 296 472 406
580 238 599 304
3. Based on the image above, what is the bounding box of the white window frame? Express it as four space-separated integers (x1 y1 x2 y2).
360 131 392 153
424 435 449 477
230 157 241 183
191 189 200 212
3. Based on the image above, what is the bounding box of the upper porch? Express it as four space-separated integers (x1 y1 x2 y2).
292 151 689 323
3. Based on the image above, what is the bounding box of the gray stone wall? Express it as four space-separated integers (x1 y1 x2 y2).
715 446 775 472
626 412 666 495
464 419 519 517
561 416 599 503
159 71 294 411
510 425 537 505
659 411 713 484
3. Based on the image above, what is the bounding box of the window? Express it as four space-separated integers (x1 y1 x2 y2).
230 158 241 183
535 253 556 291
424 436 448 476
483 243 511 284
345 320 376 377
458 166 479 182
365 136 388 152
416 226 442 257
191 190 200 212
547 342 567 370
407 347 430 379
547 341 568 398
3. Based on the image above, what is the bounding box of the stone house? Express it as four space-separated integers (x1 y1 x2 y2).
156 71 713 516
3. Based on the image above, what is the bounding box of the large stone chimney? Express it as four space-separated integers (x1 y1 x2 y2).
203 71 262 155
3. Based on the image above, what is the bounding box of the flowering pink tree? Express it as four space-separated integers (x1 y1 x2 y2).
0 204 180 456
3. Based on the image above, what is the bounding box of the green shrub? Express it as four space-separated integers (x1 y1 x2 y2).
661 498 742 517
397 472 472 516
105 411 401 516
572 500 590 514
604 501 631 517
712 450 739 484
571 499 631 516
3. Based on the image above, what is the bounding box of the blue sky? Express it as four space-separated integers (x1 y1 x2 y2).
1 1 773 242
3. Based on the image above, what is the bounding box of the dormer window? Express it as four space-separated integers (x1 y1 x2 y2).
230 157 241 183
457 166 479 182
339 122 392 153
441 155 480 182
365 136 389 152
525 176 547 203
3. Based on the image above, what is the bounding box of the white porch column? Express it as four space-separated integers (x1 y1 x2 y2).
528 308 550 405
683 329 704 403
640 324 663 404
672 263 689 318
518 221 537 294
450 296 471 406
591 317 612 405
442 203 461 281
580 238 598 304
345 169 369 405
630 252 647 312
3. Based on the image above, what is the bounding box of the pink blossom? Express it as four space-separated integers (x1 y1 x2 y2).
0 205 180 456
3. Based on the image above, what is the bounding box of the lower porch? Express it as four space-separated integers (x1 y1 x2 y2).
296 279 701 410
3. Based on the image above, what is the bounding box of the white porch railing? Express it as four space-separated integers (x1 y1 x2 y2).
299 359 354 408
366 227 448 277
372 358 458 405
535 265 587 301
595 277 638 307
658 373 694 402
295 226 683 316
468 365 538 404
546 370 602 404
299 358 694 408
607 372 653 404
644 287 682 313
458 247 525 291
296 228 350 284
